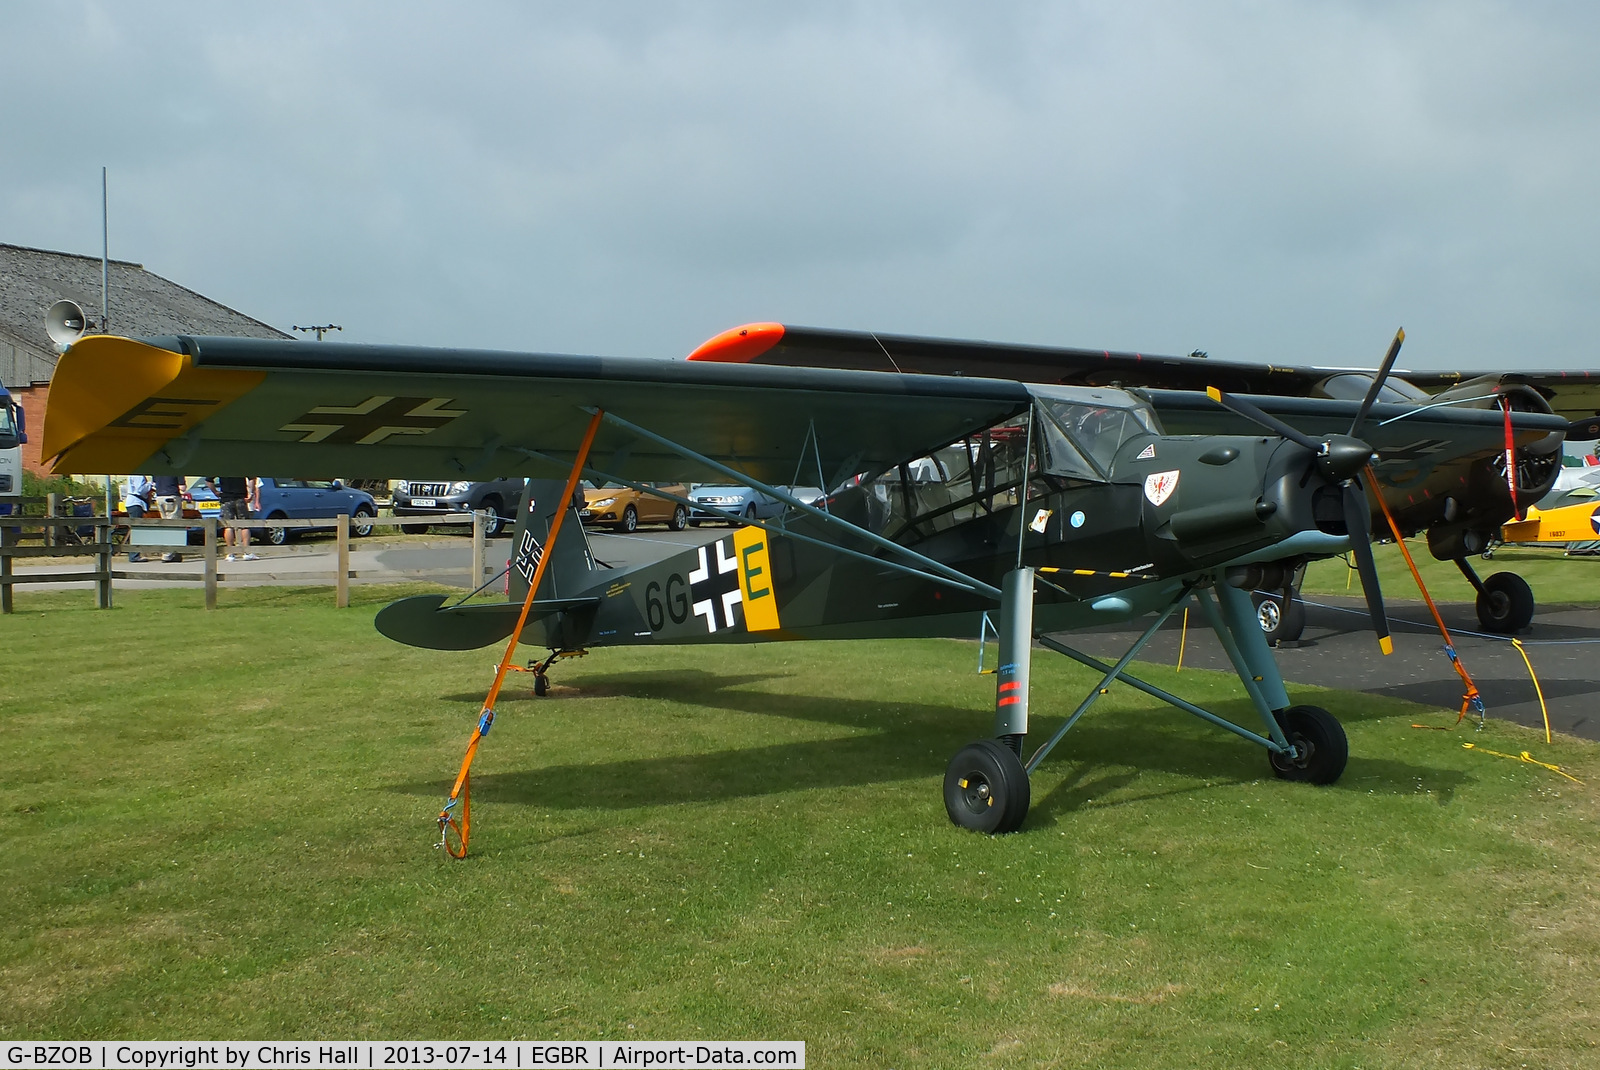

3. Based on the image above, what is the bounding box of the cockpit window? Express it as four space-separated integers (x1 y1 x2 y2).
1037 399 1156 478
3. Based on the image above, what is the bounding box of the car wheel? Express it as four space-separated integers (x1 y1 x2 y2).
689 519 702 527
621 505 638 533
481 496 505 538
1476 571 1534 633
266 513 290 546
669 504 688 531
742 503 757 525
351 505 375 537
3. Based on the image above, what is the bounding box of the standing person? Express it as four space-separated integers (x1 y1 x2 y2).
217 475 259 561
121 474 155 563
154 475 183 562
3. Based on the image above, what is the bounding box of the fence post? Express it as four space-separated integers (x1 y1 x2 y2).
45 493 58 549
96 518 113 609
0 523 11 615
336 514 350 608
204 518 218 610
472 509 486 587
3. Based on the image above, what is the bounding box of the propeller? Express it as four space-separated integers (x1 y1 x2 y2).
1207 328 1405 655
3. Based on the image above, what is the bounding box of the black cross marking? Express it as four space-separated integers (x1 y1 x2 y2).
1372 438 1449 468
279 396 465 445
688 539 743 632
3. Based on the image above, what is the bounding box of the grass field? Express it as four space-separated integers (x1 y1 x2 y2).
2 587 1598 1067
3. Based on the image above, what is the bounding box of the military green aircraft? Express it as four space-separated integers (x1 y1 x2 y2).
687 322 1593 637
41 332 1566 836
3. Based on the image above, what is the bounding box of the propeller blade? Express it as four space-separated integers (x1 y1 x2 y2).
1342 478 1393 655
1502 396 1522 522
1349 327 1405 438
1206 387 1322 451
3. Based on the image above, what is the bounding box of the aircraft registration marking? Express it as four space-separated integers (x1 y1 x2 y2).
733 526 780 632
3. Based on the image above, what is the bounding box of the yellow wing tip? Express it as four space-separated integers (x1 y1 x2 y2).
1379 636 1394 656
1205 386 1222 402
1396 327 1405 342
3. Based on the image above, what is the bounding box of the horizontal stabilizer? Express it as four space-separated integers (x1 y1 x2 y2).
374 593 599 651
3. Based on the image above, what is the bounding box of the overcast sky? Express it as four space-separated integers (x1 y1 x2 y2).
2 2 1597 369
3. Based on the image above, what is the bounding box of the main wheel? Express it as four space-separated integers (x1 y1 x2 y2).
266 513 290 546
1476 571 1534 633
481 496 505 538
1268 705 1348 785
351 505 375 537
621 505 639 533
944 739 1031 834
669 504 688 531
1253 591 1306 644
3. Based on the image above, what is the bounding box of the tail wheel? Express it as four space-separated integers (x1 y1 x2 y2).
944 739 1031 834
669 504 688 531
1268 705 1348 785
351 506 375 537
1476 571 1534 633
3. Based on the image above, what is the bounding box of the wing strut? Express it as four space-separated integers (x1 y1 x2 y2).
583 408 1005 601
436 408 605 859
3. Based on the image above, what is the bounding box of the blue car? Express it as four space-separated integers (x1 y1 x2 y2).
253 478 378 544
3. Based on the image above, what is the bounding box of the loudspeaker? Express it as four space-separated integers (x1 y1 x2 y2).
45 299 89 348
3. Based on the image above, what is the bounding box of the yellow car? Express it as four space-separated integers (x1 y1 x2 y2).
580 482 690 532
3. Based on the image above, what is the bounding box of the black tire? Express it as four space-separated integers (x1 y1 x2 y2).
481 497 505 538
621 504 638 533
402 522 429 535
1268 705 1348 785
1253 591 1306 644
689 519 702 527
534 674 549 697
1476 571 1534 633
266 513 290 546
351 505 375 537
669 504 688 531
742 503 757 525
944 739 1031 834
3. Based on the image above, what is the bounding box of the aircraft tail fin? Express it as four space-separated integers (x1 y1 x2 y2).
508 479 595 602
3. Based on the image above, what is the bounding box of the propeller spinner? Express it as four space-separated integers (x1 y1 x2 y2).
1207 328 1405 655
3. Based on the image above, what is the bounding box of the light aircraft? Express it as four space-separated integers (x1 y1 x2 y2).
689 323 1600 636
41 332 1567 840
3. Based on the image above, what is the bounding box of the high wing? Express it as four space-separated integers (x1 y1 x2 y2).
41 334 1033 483
687 323 1600 429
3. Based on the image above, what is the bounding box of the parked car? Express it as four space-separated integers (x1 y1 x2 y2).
688 485 823 525
254 478 379 544
391 478 524 536
580 482 690 532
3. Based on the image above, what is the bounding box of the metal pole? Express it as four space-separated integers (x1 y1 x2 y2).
101 166 109 332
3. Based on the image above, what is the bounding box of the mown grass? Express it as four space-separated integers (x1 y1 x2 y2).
2 587 1597 1067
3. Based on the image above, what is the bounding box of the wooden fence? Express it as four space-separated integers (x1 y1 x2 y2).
0 508 497 613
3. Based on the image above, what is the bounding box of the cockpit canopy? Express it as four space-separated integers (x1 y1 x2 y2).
1028 384 1160 482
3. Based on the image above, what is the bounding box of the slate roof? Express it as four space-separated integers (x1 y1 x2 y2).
0 242 291 387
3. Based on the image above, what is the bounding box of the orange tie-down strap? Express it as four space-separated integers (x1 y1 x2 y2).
436 409 603 858
1366 465 1485 726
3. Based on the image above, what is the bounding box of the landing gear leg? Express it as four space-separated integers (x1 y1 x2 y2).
519 648 589 697
946 568 1034 833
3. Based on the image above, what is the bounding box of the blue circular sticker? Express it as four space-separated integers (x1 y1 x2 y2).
1070 510 1086 528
